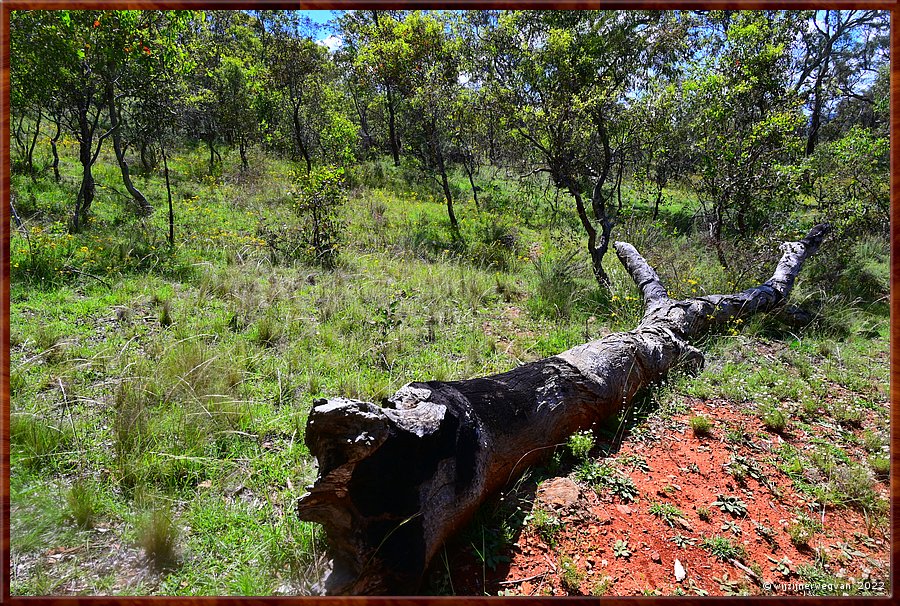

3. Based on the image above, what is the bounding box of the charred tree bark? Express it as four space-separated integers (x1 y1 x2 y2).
297 224 829 595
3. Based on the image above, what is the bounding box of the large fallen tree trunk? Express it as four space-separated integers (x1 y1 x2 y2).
297 224 829 595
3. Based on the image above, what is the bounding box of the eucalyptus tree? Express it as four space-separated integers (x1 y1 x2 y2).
630 82 692 220
391 11 465 231
683 11 806 267
486 10 684 287
260 14 328 173
338 10 409 166
791 10 889 155
12 11 114 230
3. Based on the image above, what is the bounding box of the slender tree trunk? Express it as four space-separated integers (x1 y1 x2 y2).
162 144 174 247
239 135 249 173
26 109 42 180
50 118 62 182
652 183 664 220
293 103 312 175
12 114 26 157
463 154 479 210
297 224 830 595
386 86 400 166
434 137 457 232
569 184 609 288
350 86 373 154
206 136 221 174
105 81 152 215
72 108 96 233
140 140 157 172
712 203 729 269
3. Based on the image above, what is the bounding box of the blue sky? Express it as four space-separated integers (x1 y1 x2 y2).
299 10 341 29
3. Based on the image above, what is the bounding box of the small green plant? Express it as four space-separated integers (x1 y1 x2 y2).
619 454 650 473
649 502 686 528
158 299 173 327
724 427 746 445
787 513 821 548
10 413 73 471
559 555 585 594
670 535 696 548
590 576 612 596
769 555 793 577
830 401 863 427
612 539 631 559
567 430 594 462
137 504 179 570
761 407 788 433
527 508 562 547
67 479 96 529
861 430 885 454
687 579 709 596
471 527 510 572
720 520 742 535
574 460 611 484
869 456 889 478
831 541 865 563
713 572 746 595
728 462 746 484
689 415 712 437
606 474 639 502
754 522 778 547
697 507 712 522
253 314 284 347
712 495 747 517
287 165 347 268
701 535 746 562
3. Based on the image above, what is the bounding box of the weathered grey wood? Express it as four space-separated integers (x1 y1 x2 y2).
297 224 829 595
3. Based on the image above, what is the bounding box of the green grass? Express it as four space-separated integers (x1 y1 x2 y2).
10 140 890 595
689 415 712 437
701 535 747 562
648 502 686 527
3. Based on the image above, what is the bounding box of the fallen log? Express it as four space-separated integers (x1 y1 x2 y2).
297 224 829 595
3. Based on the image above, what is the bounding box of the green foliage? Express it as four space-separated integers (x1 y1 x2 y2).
701 535 747 562
787 513 821 547
712 495 748 517
67 479 97 529
137 503 179 570
688 415 712 436
761 406 788 433
567 430 595 462
526 508 562 547
612 539 631 559
670 535 696 548
807 126 889 239
280 165 347 268
559 556 585 593
10 413 73 472
648 502 686 527
528 251 586 320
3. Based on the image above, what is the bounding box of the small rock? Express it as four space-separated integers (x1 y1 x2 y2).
650 551 661 563
674 559 686 582
615 504 632 515
536 477 581 510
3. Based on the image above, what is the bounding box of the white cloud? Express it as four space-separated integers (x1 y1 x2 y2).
319 34 343 52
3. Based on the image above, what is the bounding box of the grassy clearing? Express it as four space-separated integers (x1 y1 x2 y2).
10 140 889 595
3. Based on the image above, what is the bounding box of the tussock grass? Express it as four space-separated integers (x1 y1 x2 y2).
138 503 180 570
10 146 889 595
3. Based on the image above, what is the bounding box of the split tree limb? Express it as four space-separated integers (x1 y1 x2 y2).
297 224 829 595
